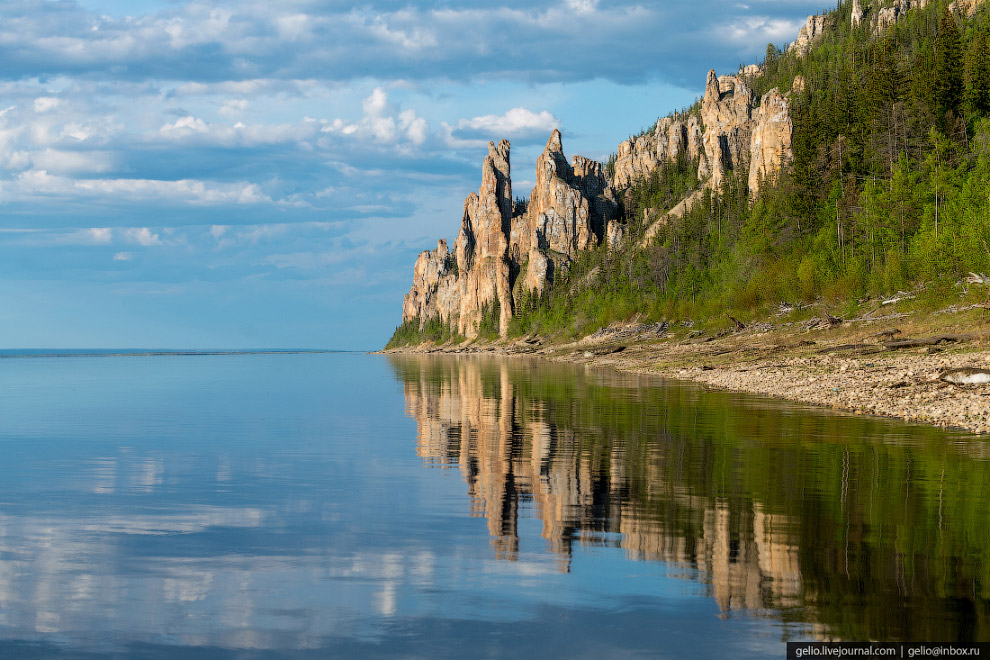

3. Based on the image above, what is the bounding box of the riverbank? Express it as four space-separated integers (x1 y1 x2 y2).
383 304 990 434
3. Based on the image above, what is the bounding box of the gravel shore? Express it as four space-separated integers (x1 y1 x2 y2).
385 312 990 435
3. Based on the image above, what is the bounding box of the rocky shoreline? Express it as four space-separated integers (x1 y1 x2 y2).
383 311 990 435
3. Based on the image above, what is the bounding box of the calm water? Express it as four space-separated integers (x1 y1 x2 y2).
0 352 988 658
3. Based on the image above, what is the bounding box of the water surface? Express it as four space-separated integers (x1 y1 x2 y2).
0 352 987 658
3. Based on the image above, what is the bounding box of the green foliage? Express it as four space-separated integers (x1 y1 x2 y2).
965 30 990 115
477 298 501 340
935 8 964 121
399 0 990 346
385 317 464 349
503 0 990 339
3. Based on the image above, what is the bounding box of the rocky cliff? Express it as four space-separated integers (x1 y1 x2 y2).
399 63 798 339
402 131 617 338
396 0 960 343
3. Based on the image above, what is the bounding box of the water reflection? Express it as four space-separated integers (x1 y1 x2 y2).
1 352 988 657
389 354 990 642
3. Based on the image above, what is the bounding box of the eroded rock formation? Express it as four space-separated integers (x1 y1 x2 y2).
399 65 801 339
699 70 757 188
949 0 987 16
749 89 794 198
401 132 617 338
789 14 831 56
612 116 700 190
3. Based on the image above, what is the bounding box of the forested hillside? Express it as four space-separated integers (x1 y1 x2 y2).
391 0 990 347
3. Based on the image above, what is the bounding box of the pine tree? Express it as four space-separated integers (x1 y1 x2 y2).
965 30 990 116
934 9 964 119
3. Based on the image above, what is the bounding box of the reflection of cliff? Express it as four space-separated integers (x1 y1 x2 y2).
392 353 990 643
397 355 806 617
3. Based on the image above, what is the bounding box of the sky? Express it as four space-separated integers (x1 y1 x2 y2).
0 0 828 350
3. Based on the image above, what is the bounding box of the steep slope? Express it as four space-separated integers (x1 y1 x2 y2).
391 0 990 347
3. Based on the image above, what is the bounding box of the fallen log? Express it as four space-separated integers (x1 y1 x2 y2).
882 333 979 350
818 344 879 354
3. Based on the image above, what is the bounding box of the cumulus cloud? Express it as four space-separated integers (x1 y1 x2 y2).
3 169 273 207
125 227 162 246
218 99 249 118
34 97 60 113
0 1 826 87
448 107 560 144
322 87 430 146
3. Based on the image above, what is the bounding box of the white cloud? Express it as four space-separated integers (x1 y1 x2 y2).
31 148 114 174
457 107 559 136
125 227 161 246
160 116 209 136
113 251 133 261
564 0 599 14
89 227 112 244
157 115 320 146
362 88 393 118
275 14 312 42
5 170 273 206
51 227 113 245
398 109 428 145
321 88 429 146
34 97 60 113
218 99 249 118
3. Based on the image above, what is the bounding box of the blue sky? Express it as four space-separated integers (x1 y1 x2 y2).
0 0 827 349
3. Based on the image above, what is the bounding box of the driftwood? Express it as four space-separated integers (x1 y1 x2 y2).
728 316 747 332
817 344 880 354
882 333 978 350
586 345 626 356
870 328 902 340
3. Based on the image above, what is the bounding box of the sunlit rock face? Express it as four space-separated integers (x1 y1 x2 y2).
698 70 756 189
400 132 617 337
748 88 793 198
397 0 973 339
789 13 831 56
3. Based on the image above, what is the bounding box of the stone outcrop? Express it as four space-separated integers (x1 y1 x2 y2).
788 14 830 56
699 70 757 188
875 0 929 31
948 0 986 16
402 239 458 328
399 63 802 339
395 0 978 341
852 0 865 26
738 64 762 78
748 89 793 198
612 116 699 189
399 66 801 339
401 132 617 338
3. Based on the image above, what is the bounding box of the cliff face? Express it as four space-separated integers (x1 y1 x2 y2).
748 89 794 198
398 63 800 340
612 116 702 190
788 14 831 56
402 131 617 338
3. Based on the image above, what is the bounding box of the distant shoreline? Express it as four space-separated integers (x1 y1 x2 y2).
0 349 352 359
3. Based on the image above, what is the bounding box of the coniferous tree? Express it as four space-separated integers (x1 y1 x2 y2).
965 30 990 116
934 9 964 120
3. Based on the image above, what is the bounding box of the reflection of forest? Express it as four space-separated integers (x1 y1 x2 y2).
390 354 990 641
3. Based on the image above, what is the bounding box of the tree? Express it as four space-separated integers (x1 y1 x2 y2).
934 8 964 120
965 30 990 116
